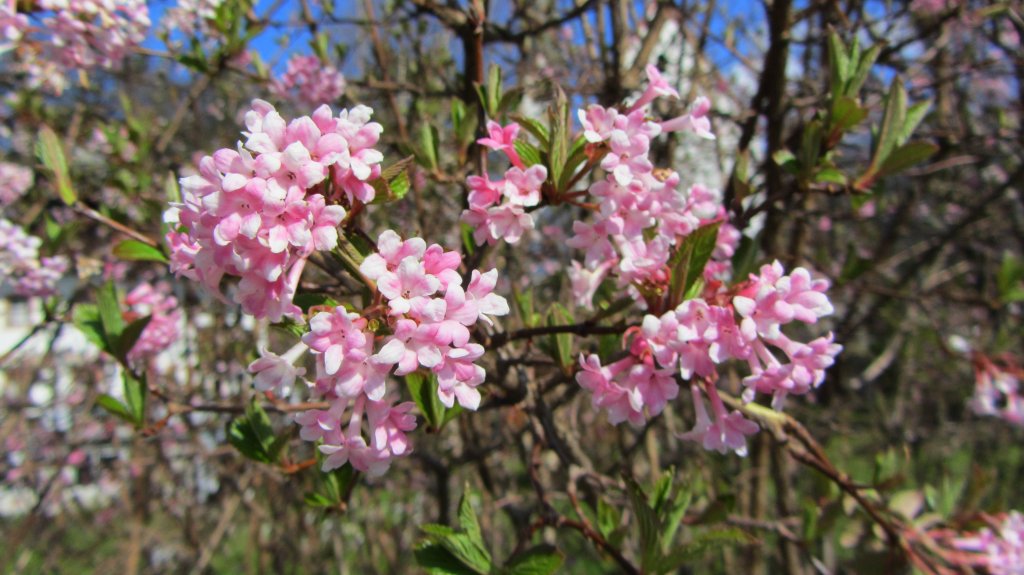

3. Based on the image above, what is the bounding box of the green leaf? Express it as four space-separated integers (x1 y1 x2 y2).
123 371 146 425
37 125 76 205
418 124 440 171
877 142 937 177
310 32 330 62
293 293 340 313
113 240 168 263
271 318 307 338
830 96 869 134
513 288 538 327
546 303 574 370
730 234 760 281
436 533 491 574
513 140 543 168
849 44 881 96
557 136 591 193
96 393 134 423
898 100 932 146
772 149 797 169
226 401 276 463
998 252 1024 302
667 223 721 308
815 168 848 185
497 87 524 116
415 542 479 575
596 499 621 540
116 315 152 362
304 492 335 508
827 32 850 98
625 476 662 571
505 545 564 575
97 281 124 348
486 64 502 118
873 78 908 167
799 121 824 176
371 155 416 204
655 528 752 573
72 304 107 350
406 371 445 431
452 99 477 149
458 488 484 548
320 462 357 503
511 116 550 148
547 86 570 190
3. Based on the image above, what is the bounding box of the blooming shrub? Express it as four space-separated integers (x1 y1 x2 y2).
0 1 1020 573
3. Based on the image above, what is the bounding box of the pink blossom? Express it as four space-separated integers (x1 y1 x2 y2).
679 384 759 456
502 165 547 207
660 97 714 140
124 282 182 367
0 219 68 297
478 121 524 168
627 65 681 113
249 342 308 397
167 100 378 320
568 260 614 310
270 54 347 109
953 511 1024 575
0 162 32 205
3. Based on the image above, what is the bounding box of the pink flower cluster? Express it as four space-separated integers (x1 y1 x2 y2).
576 261 841 456
0 218 68 298
1 0 28 53
7 0 149 92
160 0 223 37
461 121 548 245
0 162 33 206
968 355 1023 428
953 511 1024 575
166 99 383 321
567 67 735 309
123 282 182 367
41 0 150 69
248 229 509 476
270 54 347 109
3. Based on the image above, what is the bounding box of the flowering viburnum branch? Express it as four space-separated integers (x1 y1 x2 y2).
168 100 510 477
462 66 842 458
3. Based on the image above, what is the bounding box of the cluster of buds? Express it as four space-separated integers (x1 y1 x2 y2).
0 162 33 206
5 0 150 93
248 230 509 476
461 122 548 245
950 511 1024 575
123 283 182 368
0 218 67 298
270 54 347 109
166 99 383 321
968 353 1023 428
580 262 840 455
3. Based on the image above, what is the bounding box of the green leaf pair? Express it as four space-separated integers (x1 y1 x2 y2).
416 487 563 575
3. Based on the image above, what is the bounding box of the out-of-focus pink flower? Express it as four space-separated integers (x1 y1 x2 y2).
124 282 182 366
270 54 347 109
0 162 32 205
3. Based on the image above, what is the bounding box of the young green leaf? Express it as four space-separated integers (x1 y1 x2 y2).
96 393 134 423
123 371 147 425
113 240 169 263
667 223 721 308
37 125 77 205
505 545 564 575
406 371 446 431
97 281 124 347
513 140 543 168
876 141 938 177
